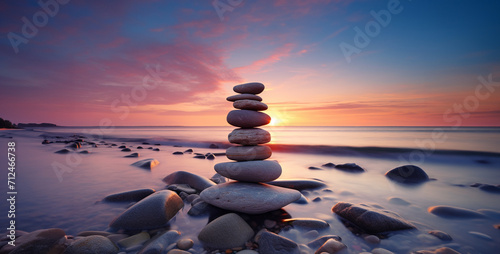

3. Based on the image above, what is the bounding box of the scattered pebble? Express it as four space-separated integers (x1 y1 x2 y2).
363 235 380 244
176 238 194 250
428 230 452 241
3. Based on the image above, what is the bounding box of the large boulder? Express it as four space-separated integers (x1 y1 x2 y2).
198 213 254 249
332 202 416 233
109 190 183 230
0 228 66 254
200 182 301 214
385 165 429 184
162 171 215 192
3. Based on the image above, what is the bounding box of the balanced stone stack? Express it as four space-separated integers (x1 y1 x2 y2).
200 82 300 214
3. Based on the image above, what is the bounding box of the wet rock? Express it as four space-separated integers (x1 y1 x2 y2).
322 162 335 168
173 151 183 155
55 148 71 154
125 152 140 157
210 173 227 184
77 231 112 237
64 235 118 254
385 165 429 184
131 158 159 169
267 179 326 190
138 230 180 254
188 200 211 216
42 139 50 144
104 189 155 202
283 218 329 230
121 148 132 152
1 228 66 254
478 184 500 193
200 182 301 214
176 239 194 250
257 230 299 254
387 197 411 206
153 148 160 151
428 230 452 241
198 213 254 249
372 248 395 254
109 190 183 230
308 166 322 170
193 154 205 159
314 238 346 254
307 235 342 249
215 160 281 182
427 205 485 219
206 153 215 160
117 232 150 249
412 247 461 254
332 202 416 233
118 145 127 149
209 143 219 148
334 163 365 173
162 171 215 192
364 235 380 244
184 149 193 153
167 184 197 194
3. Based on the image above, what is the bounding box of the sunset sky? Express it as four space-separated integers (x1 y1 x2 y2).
1 0 499 126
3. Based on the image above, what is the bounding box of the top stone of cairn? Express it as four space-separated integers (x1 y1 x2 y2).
233 82 265 95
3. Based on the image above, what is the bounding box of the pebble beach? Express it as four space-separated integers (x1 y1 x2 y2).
1 83 499 254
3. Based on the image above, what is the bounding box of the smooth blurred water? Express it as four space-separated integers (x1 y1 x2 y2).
29 126 500 153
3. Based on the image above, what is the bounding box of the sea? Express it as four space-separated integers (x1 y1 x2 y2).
0 126 499 253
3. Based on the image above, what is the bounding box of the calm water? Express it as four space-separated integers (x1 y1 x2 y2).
27 126 500 153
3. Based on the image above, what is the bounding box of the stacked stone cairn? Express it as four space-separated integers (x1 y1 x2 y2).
200 82 301 214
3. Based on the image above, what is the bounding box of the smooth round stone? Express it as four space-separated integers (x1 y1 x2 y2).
200 182 301 214
131 158 159 169
109 190 183 230
162 171 215 192
176 239 194 250
64 235 118 254
428 230 452 241
233 100 268 111
228 128 271 145
214 160 282 182
427 205 485 219
233 82 265 94
227 110 270 128
226 145 272 161
138 230 180 254
198 213 254 249
117 232 150 249
283 218 329 229
227 94 262 102
315 238 346 254
385 165 429 184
